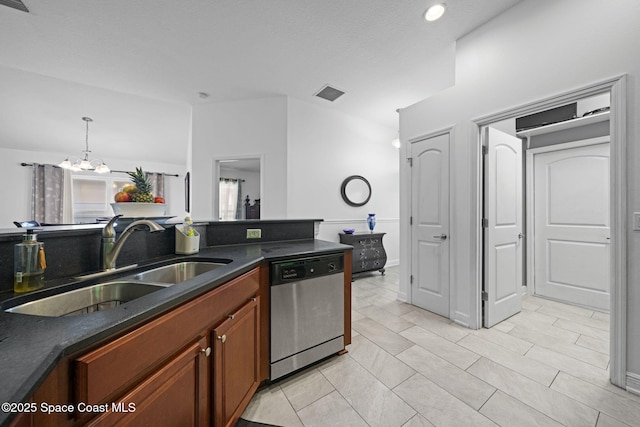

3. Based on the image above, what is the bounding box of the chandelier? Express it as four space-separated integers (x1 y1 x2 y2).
59 117 110 173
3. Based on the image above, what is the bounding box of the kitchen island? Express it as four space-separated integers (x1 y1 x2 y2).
0 220 352 426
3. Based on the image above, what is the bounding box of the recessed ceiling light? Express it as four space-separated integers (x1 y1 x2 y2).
424 3 446 22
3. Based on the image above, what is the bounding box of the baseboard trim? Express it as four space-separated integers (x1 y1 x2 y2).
626 372 640 396
396 291 408 302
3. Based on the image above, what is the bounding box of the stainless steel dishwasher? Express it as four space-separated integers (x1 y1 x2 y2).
270 253 344 380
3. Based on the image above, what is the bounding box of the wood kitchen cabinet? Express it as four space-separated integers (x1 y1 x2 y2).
85 337 209 427
212 297 260 427
8 249 349 427
72 267 261 426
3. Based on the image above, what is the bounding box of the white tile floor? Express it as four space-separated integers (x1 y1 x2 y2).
242 267 639 426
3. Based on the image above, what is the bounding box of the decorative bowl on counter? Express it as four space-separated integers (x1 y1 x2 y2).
111 202 167 217
342 228 355 234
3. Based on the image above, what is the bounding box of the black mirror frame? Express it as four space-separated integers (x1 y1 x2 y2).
340 175 372 207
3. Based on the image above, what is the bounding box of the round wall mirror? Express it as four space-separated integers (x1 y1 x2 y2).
341 175 372 207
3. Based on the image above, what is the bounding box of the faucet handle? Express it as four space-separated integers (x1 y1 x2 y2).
103 215 123 238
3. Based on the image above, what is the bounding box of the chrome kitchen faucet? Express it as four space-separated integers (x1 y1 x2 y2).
101 214 164 271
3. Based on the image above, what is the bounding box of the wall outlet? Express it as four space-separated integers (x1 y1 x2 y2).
246 228 262 239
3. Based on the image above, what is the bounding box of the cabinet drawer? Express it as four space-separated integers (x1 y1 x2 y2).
75 268 259 406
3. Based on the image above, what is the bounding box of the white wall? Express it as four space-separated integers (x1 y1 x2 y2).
0 66 191 166
287 98 399 264
400 0 640 385
190 96 401 264
190 97 288 220
0 147 186 228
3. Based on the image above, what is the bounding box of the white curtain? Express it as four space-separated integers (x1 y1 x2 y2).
219 178 239 220
146 172 165 198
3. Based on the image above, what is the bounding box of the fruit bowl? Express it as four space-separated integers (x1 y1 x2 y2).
111 203 167 217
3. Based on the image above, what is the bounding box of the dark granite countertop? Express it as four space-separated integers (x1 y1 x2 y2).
0 239 351 426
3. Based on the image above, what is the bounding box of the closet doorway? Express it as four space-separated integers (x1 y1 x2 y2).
482 93 611 325
476 77 627 388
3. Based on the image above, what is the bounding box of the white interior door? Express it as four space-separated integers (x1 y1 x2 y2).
533 142 610 310
410 134 450 317
483 127 523 328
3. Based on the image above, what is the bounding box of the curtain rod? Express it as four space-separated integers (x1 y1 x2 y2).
20 163 179 177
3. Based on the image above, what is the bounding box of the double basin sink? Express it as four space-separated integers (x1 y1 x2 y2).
5 260 228 317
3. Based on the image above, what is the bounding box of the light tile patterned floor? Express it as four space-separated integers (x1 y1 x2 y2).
242 266 639 426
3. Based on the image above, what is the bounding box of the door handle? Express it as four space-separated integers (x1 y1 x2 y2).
518 233 525 239
433 234 447 240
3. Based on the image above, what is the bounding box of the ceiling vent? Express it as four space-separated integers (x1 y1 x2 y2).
0 0 29 12
314 85 345 102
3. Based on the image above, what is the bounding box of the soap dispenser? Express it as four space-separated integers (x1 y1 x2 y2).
14 229 46 293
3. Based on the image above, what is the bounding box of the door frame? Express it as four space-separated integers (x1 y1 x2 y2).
406 126 455 316
212 154 264 220
526 136 611 302
472 75 627 388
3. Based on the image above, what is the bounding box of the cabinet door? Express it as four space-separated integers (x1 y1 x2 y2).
213 297 260 427
86 337 210 427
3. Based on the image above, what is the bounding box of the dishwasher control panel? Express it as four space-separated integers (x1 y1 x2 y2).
270 253 344 285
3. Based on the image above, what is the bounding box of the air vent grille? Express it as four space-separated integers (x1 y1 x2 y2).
315 85 345 102
0 0 29 12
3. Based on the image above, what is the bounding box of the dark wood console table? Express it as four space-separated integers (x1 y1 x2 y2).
339 232 387 276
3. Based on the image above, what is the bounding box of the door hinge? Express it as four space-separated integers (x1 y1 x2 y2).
410 275 414 284
481 291 488 301
482 218 488 228
408 157 413 167
410 216 413 225
482 145 488 155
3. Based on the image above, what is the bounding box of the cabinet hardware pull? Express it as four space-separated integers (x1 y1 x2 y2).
228 314 235 319
201 347 211 357
251 297 257 302
217 335 227 343
433 234 447 240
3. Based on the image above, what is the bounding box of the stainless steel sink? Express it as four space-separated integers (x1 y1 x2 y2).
5 260 228 317
5 282 167 317
127 261 225 284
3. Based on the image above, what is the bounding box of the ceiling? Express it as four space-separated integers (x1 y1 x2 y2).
0 0 523 165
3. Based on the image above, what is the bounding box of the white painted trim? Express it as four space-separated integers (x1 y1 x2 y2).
609 76 627 388
321 218 400 224
526 136 611 298
525 148 535 298
472 124 484 329
472 75 627 388
626 372 640 396
212 154 264 220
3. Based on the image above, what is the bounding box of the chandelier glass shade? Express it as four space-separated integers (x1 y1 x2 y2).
59 117 110 173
